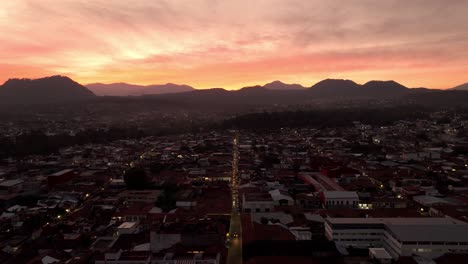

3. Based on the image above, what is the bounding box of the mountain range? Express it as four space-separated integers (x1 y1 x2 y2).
86 82 195 96
1 75 467 105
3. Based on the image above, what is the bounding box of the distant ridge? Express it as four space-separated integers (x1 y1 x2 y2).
0 75 95 104
307 79 410 97
310 79 360 92
3 75 464 107
362 80 407 91
86 82 194 96
263 80 305 90
451 83 468 91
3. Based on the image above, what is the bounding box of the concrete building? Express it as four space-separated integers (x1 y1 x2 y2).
119 190 161 204
117 222 140 235
152 252 220 264
325 217 468 259
0 179 23 195
242 193 275 213
321 191 359 209
268 189 294 206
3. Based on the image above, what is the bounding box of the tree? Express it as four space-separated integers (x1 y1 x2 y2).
123 167 150 189
155 183 179 212
155 191 177 212
149 162 165 174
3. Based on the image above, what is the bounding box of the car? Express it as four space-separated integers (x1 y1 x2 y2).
232 232 239 238
225 238 231 248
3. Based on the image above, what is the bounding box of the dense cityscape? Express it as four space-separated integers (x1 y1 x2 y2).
1 107 468 264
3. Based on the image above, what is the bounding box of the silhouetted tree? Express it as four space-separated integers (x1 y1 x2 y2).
149 162 165 174
123 167 150 189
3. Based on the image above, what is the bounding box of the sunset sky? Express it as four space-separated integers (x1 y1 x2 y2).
1 0 467 89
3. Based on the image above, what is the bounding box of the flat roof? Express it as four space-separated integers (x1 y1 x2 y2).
388 224 468 242
0 179 23 187
414 195 459 205
327 217 465 225
118 222 137 229
50 169 74 176
369 248 392 259
323 191 358 199
327 217 468 242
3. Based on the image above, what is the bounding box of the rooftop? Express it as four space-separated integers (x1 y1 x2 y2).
322 191 359 199
118 222 137 229
0 179 23 187
388 224 468 242
49 169 74 176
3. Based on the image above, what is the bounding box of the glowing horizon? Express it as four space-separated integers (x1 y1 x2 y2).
1 0 468 90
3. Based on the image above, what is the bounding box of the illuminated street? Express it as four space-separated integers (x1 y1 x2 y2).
227 132 242 264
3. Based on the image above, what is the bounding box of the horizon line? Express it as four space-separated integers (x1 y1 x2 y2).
1 75 459 90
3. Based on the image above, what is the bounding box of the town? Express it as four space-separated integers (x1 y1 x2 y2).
1 109 468 264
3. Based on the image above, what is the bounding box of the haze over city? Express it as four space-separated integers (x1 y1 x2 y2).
1 0 468 89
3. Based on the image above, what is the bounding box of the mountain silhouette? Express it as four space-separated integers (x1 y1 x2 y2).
3 75 460 107
309 79 361 97
361 80 408 96
263 80 305 90
86 82 194 96
451 83 468 91
0 75 95 104
308 79 409 97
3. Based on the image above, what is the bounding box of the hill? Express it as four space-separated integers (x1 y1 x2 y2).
361 80 409 96
309 79 361 97
451 83 468 91
0 76 95 104
263 80 305 90
308 79 410 98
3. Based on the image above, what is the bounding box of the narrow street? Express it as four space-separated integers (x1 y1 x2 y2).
227 132 242 264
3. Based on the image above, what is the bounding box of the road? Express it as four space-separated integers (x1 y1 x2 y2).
227 132 242 264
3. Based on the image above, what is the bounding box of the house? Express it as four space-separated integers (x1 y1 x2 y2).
95 250 151 264
117 222 140 235
152 252 220 264
0 179 23 195
119 190 161 204
48 169 75 186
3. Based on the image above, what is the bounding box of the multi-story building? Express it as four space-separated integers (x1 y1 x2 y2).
320 191 359 209
118 190 162 204
325 217 468 259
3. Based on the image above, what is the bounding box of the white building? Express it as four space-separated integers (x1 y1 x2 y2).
242 193 275 213
268 189 294 206
152 252 220 264
321 191 359 209
325 217 468 259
